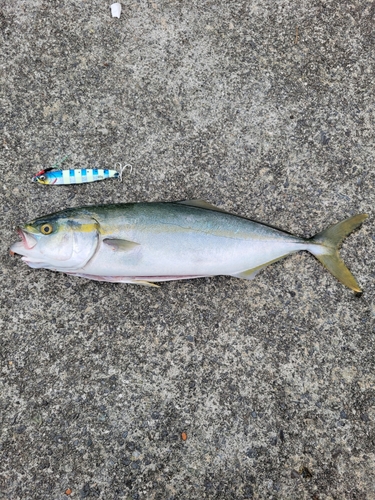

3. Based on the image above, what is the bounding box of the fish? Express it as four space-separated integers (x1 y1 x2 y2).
9 200 367 292
32 167 120 185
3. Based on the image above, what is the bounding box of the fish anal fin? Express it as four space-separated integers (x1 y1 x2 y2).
232 256 289 281
177 199 230 214
103 238 140 251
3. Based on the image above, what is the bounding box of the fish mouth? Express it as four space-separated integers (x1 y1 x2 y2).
9 228 38 257
17 228 37 250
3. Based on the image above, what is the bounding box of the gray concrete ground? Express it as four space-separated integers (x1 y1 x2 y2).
1 0 375 498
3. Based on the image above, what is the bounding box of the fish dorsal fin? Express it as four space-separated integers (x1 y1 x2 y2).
103 238 140 251
177 199 230 214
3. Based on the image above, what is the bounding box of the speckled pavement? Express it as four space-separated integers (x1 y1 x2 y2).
1 1 375 499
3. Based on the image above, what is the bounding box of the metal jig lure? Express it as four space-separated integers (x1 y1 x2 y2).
32 158 132 185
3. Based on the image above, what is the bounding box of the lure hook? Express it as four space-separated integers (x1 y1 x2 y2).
115 162 133 182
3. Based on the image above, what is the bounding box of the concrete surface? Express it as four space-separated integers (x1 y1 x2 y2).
1 0 374 498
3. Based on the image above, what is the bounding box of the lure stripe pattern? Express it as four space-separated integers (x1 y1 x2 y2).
33 169 120 185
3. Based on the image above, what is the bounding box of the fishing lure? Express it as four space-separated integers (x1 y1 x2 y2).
32 167 122 185
32 162 132 185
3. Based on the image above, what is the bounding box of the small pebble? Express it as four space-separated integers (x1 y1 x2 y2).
110 3 121 18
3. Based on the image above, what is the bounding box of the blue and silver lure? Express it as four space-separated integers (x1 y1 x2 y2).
32 167 120 185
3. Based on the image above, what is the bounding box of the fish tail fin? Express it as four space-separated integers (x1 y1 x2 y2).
308 214 368 293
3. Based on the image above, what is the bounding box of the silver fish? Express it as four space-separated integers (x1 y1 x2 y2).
10 200 367 292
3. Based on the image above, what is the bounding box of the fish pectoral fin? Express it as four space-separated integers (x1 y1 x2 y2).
176 199 230 214
232 256 289 281
103 238 140 251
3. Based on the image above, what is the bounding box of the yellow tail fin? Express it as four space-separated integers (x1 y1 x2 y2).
310 214 368 293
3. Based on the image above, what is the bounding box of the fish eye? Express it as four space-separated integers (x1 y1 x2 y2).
39 175 45 181
40 223 53 235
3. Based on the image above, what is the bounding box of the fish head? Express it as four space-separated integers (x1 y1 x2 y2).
10 211 100 271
